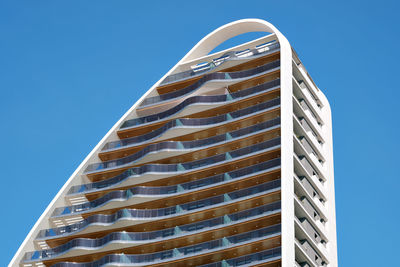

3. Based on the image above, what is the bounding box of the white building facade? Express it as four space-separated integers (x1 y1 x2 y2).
10 19 338 267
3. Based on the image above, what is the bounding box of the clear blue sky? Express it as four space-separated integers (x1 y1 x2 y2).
1 1 398 266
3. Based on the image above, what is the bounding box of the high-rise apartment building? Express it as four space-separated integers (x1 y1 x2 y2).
10 19 337 267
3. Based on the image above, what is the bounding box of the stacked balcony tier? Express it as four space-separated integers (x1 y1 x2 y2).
23 40 283 267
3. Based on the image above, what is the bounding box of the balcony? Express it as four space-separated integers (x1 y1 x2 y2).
198 247 281 267
57 158 280 217
86 116 280 174
293 78 323 126
103 98 280 159
294 195 327 239
84 134 280 184
295 238 326 267
160 41 280 87
293 125 325 163
293 115 323 156
295 216 328 262
294 135 326 181
138 59 280 109
293 155 325 201
70 143 280 199
47 224 281 267
293 97 324 143
103 78 280 151
294 174 326 214
292 60 323 109
25 201 281 262
38 179 281 239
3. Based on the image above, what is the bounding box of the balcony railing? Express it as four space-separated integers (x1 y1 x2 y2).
295 174 322 204
295 238 326 266
25 201 281 262
87 116 280 173
108 78 280 135
296 216 322 244
73 137 280 194
106 96 280 151
296 194 321 222
58 157 280 216
49 224 281 267
39 179 281 239
138 59 280 109
198 247 281 267
160 41 279 86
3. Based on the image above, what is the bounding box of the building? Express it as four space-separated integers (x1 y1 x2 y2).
10 19 338 267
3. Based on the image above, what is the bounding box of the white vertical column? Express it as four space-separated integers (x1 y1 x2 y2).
277 34 295 267
319 95 338 267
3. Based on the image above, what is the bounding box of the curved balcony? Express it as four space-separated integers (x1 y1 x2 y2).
198 247 281 267
160 41 280 86
72 137 280 194
104 96 280 153
105 78 280 149
25 201 281 262
86 97 280 174
49 224 281 267
38 179 281 239
87 116 280 174
137 59 280 109
57 157 280 216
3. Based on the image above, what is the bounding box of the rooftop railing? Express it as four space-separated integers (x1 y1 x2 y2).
160 41 279 86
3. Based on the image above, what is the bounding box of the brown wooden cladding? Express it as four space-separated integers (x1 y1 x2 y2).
99 107 280 162
117 84 280 139
87 126 280 182
43 215 281 265
155 51 280 96
88 149 280 201
82 172 280 219
46 190 281 248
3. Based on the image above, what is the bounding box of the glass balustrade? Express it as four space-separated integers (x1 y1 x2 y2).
56 157 280 216
137 59 280 108
25 201 281 261
105 96 280 151
117 78 280 131
87 116 280 173
38 179 281 239
49 224 281 267
198 247 281 267
72 136 280 194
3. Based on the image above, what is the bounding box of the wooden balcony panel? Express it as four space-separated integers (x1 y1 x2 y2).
87 150 281 201
150 239 282 267
156 76 203 96
100 108 280 162
46 191 281 248
87 127 280 182
42 216 281 265
221 52 280 73
81 172 281 219
155 51 280 96
117 86 280 139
